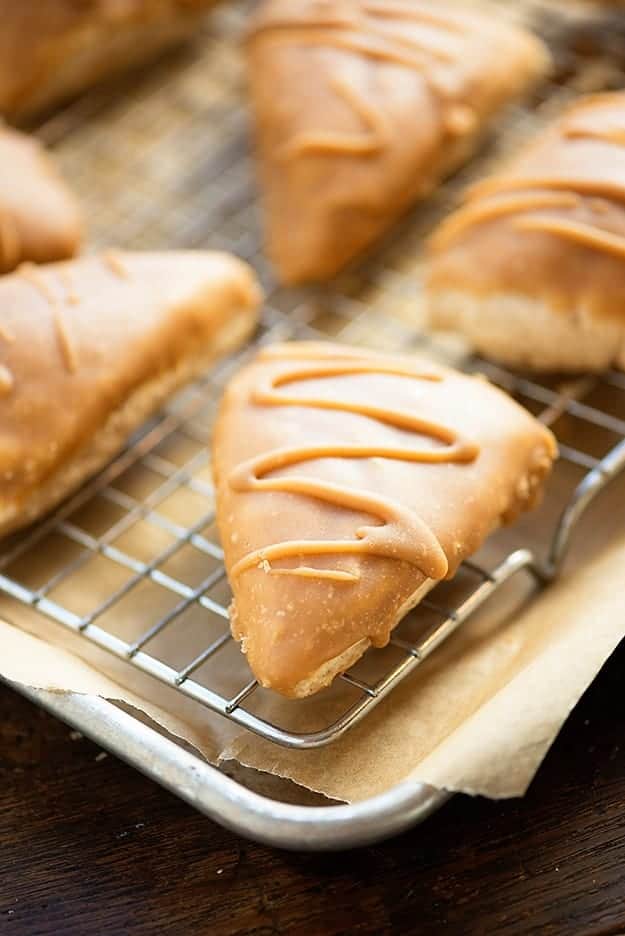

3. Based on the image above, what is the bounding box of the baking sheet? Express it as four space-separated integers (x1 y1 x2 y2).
1 469 623 803
1 0 625 804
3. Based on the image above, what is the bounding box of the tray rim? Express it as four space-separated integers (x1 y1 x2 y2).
6 679 451 851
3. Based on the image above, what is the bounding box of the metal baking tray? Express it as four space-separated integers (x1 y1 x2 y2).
3 0 625 849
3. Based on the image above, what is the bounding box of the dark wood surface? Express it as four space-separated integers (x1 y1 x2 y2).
1 642 624 936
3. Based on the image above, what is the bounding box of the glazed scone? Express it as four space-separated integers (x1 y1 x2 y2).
213 342 557 698
0 0 218 120
0 251 261 536
0 125 82 273
246 0 550 285
426 92 625 372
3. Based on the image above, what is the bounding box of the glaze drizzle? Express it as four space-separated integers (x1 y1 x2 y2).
432 99 625 258
229 345 479 584
513 215 625 259
10 254 132 377
53 309 78 374
103 249 130 279
564 114 625 147
281 75 390 158
429 192 580 250
253 0 477 163
58 267 80 305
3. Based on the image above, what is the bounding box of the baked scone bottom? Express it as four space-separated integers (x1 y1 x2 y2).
427 92 625 372
0 251 261 536
246 0 550 284
213 342 557 698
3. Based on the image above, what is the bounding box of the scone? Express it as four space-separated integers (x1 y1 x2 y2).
0 125 82 273
0 0 218 120
213 342 557 698
246 0 551 285
426 92 625 372
0 251 261 537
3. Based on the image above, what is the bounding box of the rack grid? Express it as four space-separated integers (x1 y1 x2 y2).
1 0 625 844
1 313 624 748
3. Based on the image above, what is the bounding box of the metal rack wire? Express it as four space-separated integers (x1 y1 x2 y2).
1 0 625 754
1 303 624 748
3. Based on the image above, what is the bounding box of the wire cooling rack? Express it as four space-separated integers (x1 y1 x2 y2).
2 0 625 755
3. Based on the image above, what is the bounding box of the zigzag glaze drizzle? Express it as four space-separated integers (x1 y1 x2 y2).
429 192 581 251
229 345 479 584
251 1 474 160
432 100 625 258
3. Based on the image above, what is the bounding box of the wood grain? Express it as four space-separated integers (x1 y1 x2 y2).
0 641 624 936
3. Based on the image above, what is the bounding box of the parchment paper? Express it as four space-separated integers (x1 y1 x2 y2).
1 460 623 804
2 0 618 807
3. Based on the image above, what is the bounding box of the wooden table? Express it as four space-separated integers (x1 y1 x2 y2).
1 640 624 936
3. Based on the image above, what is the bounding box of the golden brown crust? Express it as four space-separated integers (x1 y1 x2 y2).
0 0 216 119
213 341 557 698
426 92 625 370
246 0 550 285
0 125 82 272
0 250 261 536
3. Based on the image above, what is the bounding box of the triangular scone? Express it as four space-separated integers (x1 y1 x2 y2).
246 0 550 285
427 92 625 372
0 126 82 273
213 342 556 698
0 1 218 119
0 251 261 536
